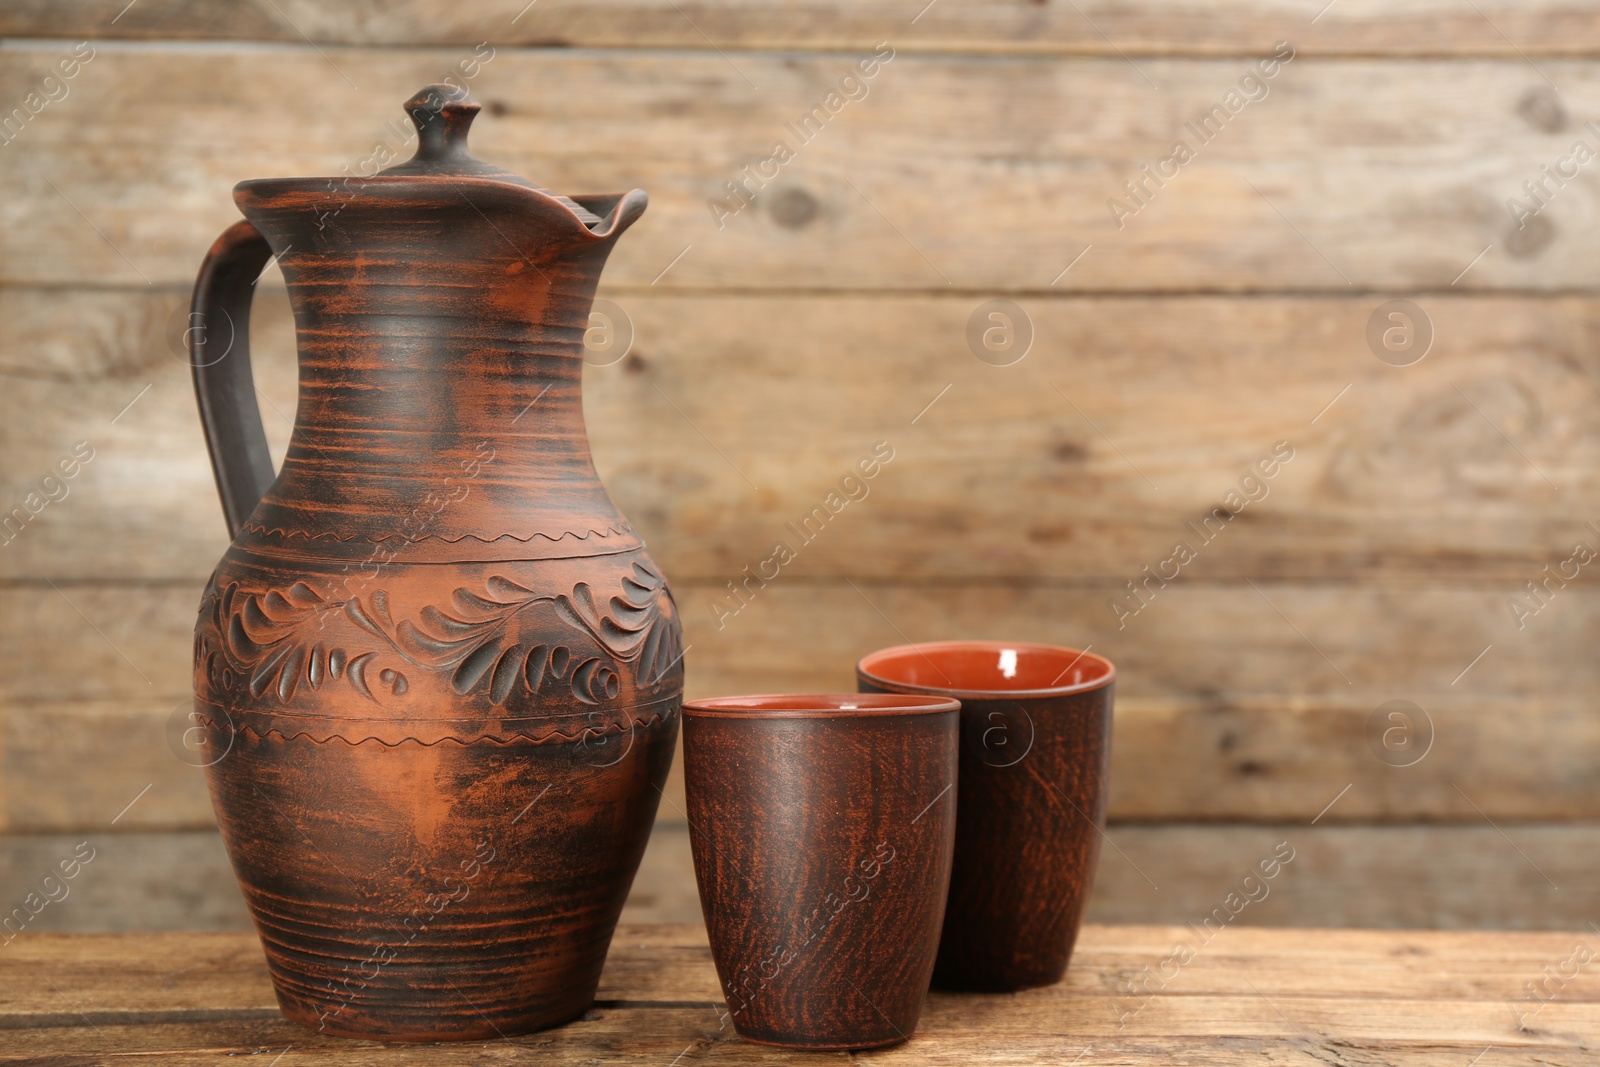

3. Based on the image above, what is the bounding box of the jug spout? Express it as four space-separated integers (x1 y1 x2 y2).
233 82 647 264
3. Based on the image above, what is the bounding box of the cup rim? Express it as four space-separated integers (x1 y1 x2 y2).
855 640 1116 699
682 692 961 719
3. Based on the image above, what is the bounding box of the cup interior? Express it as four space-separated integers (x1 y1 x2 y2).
857 641 1114 697
682 692 959 718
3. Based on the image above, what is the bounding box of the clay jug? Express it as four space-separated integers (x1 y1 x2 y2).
187 85 683 1042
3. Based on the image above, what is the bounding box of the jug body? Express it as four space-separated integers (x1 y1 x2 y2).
188 86 680 1041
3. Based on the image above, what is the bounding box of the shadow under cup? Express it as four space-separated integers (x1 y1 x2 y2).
682 694 959 1050
857 642 1115 992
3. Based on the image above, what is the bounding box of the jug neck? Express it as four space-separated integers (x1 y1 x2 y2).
234 202 634 554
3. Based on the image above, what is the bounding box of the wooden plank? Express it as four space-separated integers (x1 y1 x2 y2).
2 699 214 833
6 289 1599 586
17 909 1600 1003
1092 823 1600 931
0 831 249 933
0 284 291 585
0 675 6 835
3 48 1598 291
0 1029 1590 1066
6 822 1598 934
3 1011 1591 1063
683 581 1600 820
1 1 1598 56
4 576 1599 827
0 925 1595 1061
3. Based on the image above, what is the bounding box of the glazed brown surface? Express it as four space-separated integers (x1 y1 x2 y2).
682 694 958 1049
188 85 681 1041
859 642 1114 991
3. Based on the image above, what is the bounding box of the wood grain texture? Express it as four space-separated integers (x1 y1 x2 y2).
6 289 1599 585
3 48 1599 291
6 822 1598 935
1094 822 1600 932
7 284 1594 831
5 285 1596 829
0 5 1595 959
687 581 1600 819
1 923 1595 1062
1 1 1598 56
5 577 1599 830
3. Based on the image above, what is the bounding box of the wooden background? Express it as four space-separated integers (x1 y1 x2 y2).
2 1 1599 932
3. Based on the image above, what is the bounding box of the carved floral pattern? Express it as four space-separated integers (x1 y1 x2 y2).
196 579 408 705
196 561 682 710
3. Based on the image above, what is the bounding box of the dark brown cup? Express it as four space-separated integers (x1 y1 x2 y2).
682 693 960 1050
857 641 1115 991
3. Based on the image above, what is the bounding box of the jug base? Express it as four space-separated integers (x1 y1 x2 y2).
277 986 595 1043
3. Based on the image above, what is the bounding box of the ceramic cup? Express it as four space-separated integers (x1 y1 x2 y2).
682 693 960 1049
856 641 1115 991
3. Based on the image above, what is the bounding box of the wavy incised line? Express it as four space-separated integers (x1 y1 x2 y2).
199 709 675 749
241 522 634 545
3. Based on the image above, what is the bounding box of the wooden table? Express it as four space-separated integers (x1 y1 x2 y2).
2 924 1594 1063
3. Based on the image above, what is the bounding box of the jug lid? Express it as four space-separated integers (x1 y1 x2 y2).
377 84 604 227
235 83 622 232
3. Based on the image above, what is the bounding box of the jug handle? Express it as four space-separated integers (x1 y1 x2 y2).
189 220 277 538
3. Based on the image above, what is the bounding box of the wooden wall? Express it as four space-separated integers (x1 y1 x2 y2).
2 1 1599 928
